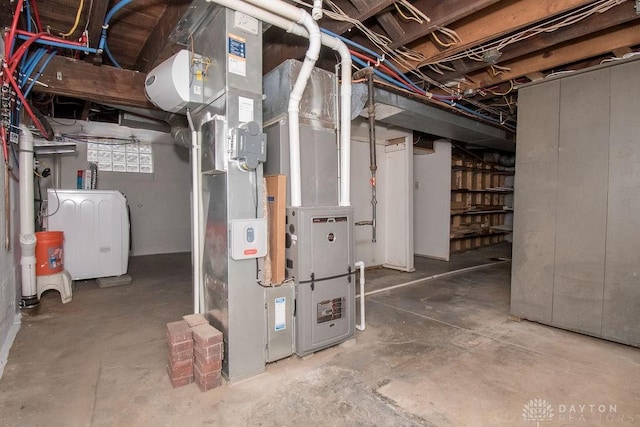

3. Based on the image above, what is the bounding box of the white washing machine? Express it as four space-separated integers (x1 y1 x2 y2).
47 189 130 280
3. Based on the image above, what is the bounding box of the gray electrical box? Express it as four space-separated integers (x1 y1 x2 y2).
265 284 295 362
286 207 355 356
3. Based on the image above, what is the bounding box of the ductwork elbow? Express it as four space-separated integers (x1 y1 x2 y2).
168 114 191 148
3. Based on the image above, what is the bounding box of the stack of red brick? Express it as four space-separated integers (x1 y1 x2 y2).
166 314 224 391
166 320 194 388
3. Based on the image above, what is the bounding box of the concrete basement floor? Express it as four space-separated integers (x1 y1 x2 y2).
1 244 639 426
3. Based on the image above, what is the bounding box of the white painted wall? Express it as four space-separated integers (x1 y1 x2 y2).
40 120 191 256
382 138 414 272
0 153 21 378
413 140 451 260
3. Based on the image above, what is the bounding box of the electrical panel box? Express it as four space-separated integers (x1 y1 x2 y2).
265 284 294 362
286 207 355 356
230 218 267 260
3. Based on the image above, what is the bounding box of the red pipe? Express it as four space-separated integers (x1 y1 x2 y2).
7 0 26 55
9 32 51 73
0 126 8 163
2 63 49 137
29 0 43 32
16 30 86 47
349 49 425 96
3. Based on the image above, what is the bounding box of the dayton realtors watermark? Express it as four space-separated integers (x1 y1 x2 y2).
522 399 638 425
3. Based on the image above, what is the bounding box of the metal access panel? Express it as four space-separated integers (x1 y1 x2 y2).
286 207 355 356
265 284 295 362
264 122 338 207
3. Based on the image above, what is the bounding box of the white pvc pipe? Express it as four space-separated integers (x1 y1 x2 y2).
244 0 320 208
205 0 352 207
312 0 323 20
19 125 37 299
355 261 365 331
187 111 202 314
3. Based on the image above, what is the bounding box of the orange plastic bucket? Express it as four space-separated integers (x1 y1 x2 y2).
35 231 64 276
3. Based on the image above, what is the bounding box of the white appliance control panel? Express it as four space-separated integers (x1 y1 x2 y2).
230 219 267 260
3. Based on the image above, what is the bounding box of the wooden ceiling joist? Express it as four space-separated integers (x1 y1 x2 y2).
437 0 640 82
409 0 598 67
386 0 500 49
134 1 192 73
325 0 397 35
464 23 640 89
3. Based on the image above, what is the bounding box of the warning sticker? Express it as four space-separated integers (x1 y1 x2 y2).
228 33 246 76
238 96 254 123
275 297 286 331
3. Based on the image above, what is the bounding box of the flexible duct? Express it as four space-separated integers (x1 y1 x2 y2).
205 0 352 206
18 124 38 305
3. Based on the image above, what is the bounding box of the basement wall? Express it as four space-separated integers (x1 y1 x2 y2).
0 152 21 377
40 120 191 256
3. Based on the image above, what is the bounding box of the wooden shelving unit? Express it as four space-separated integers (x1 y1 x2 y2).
450 157 513 253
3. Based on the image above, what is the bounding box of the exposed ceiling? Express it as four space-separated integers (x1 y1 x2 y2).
4 0 640 135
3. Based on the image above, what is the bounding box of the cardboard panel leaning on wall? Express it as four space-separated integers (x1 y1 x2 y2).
40 120 191 256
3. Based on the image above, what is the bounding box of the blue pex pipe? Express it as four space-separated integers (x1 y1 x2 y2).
20 48 47 87
24 51 57 97
16 34 99 54
321 27 426 94
98 0 134 51
104 42 122 68
351 56 414 92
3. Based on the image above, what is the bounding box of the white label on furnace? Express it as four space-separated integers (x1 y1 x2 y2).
228 33 247 77
274 297 286 331
238 96 254 123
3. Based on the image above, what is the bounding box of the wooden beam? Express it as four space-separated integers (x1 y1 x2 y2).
263 0 395 72
377 12 405 41
1 0 14 28
32 56 155 109
388 0 499 49
410 0 595 66
464 23 640 89
322 0 396 35
85 0 111 49
436 0 640 82
347 0 369 12
135 2 192 73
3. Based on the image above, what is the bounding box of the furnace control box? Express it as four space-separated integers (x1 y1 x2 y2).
230 218 267 260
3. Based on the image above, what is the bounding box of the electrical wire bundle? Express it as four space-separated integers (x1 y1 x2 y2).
0 0 133 168
291 0 516 130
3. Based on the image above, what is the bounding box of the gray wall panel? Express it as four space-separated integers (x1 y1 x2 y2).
603 60 640 345
511 83 560 322
552 70 609 335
